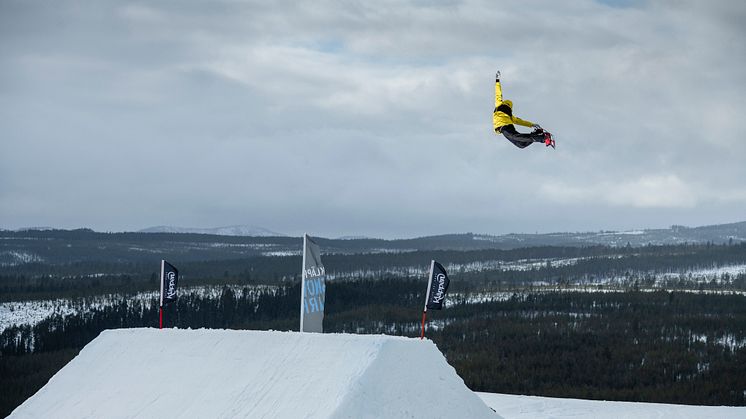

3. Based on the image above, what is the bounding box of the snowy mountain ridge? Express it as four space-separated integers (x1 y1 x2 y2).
138 224 286 237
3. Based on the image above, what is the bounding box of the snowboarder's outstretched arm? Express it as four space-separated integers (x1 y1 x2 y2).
513 116 535 128
494 71 503 107
496 71 536 128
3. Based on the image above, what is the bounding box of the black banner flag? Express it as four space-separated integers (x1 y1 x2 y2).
160 260 179 307
424 260 450 311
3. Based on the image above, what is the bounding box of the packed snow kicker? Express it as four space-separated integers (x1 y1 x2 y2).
8 328 499 419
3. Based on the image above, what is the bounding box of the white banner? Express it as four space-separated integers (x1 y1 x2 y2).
300 234 326 333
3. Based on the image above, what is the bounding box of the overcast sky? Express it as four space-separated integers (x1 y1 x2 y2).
1 0 745 238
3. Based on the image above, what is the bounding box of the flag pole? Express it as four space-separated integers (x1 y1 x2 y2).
420 260 436 340
300 234 307 333
420 310 427 340
159 260 165 329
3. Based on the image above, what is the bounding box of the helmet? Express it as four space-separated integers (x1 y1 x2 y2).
503 99 513 108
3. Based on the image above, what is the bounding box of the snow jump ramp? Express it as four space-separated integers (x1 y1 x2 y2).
10 328 500 418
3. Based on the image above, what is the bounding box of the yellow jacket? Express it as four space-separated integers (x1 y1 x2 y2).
493 80 534 131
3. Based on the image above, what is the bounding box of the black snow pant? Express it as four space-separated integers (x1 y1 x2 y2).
497 125 544 149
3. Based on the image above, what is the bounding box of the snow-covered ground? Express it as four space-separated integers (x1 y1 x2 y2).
477 392 746 419
0 285 278 333
9 329 498 419
9 329 746 419
323 257 746 285
3 279 744 336
0 250 44 266
656 264 746 283
324 256 600 280
0 299 81 332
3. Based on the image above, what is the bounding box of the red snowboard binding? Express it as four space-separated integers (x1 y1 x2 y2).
543 131 555 149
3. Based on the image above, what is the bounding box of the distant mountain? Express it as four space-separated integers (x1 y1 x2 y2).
13 227 56 232
1 221 744 270
474 221 746 248
138 225 286 237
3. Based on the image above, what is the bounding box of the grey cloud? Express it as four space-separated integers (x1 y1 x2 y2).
1 0 744 237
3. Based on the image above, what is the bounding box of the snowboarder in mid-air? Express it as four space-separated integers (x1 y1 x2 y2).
493 70 555 149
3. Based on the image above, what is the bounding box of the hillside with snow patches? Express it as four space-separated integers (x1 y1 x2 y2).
137 225 286 237
2 221 745 267
3 226 746 417
4 259 746 336
9 328 746 419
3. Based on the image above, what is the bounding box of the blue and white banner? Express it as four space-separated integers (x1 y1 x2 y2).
300 234 326 333
424 260 449 311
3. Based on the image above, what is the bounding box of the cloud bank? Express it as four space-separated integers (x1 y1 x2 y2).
1 0 744 237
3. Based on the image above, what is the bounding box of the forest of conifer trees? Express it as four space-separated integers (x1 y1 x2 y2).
2 279 746 415
2 240 746 416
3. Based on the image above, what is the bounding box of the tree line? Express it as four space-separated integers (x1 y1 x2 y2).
3 242 746 301
2 279 745 416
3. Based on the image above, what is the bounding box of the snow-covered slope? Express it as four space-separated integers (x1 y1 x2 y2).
9 328 499 419
477 392 746 419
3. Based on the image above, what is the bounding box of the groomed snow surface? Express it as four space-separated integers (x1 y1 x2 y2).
9 329 499 419
478 393 746 419
9 329 746 419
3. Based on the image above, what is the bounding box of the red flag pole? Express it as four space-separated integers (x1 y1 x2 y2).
159 306 163 329
420 310 427 340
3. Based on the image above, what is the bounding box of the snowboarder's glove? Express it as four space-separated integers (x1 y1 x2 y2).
495 70 501 81
532 124 542 130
